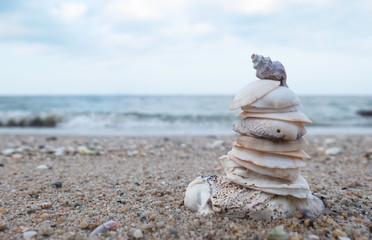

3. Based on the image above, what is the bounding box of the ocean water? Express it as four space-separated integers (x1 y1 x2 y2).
0 95 371 136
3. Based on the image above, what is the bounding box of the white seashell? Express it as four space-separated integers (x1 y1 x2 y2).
184 174 324 220
251 54 287 86
221 155 312 198
233 118 307 140
241 105 299 113
23 231 38 240
236 135 308 152
324 147 343 156
228 152 300 181
230 146 305 168
230 80 280 110
238 111 312 125
249 86 300 109
233 142 311 159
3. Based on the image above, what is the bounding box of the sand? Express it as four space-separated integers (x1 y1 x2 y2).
0 134 371 240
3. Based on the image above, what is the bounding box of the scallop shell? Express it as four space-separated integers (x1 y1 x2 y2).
238 111 313 125
233 142 311 159
249 86 300 109
221 155 312 198
230 80 280 110
233 118 307 141
251 54 287 86
241 105 299 113
230 146 305 168
184 174 324 220
228 152 300 181
236 135 308 152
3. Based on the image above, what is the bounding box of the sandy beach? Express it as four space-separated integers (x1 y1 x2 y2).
0 134 371 239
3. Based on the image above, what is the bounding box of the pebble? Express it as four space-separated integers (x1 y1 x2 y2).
23 231 37 240
0 221 7 231
51 181 63 188
338 237 351 240
132 228 143 239
333 229 348 237
80 220 89 229
36 165 49 170
266 225 288 240
0 162 4 167
324 147 343 156
2 148 15 155
308 235 319 240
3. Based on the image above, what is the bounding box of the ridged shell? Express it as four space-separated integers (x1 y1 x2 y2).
233 142 311 159
230 80 280 110
249 86 300 109
221 155 312 198
251 54 287 85
230 146 305 168
238 111 313 125
228 152 300 181
233 118 307 140
184 175 324 220
236 135 308 152
241 105 299 113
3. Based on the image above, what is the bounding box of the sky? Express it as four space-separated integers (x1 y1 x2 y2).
0 0 371 95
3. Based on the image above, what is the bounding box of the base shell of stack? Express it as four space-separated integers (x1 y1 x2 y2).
184 175 324 220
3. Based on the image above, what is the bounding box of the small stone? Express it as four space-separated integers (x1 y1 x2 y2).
132 228 143 239
12 153 22 160
2 148 15 155
80 221 89 229
308 235 319 240
0 208 7 213
0 221 7 231
266 225 288 240
333 229 347 237
0 162 4 167
51 181 62 188
324 147 343 156
338 237 351 240
36 165 49 170
23 231 38 240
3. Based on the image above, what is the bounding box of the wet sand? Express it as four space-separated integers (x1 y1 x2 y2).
0 134 371 239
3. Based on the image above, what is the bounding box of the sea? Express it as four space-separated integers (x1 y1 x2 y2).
0 95 371 136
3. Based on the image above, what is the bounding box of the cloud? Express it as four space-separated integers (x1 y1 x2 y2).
53 2 87 23
160 22 214 39
103 0 191 22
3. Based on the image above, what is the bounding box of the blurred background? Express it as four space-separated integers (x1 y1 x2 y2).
0 0 371 135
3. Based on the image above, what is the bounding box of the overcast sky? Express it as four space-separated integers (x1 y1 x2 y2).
0 0 371 95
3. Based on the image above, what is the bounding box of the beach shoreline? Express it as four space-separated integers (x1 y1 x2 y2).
0 134 371 239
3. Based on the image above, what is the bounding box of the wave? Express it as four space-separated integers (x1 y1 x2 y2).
0 111 237 128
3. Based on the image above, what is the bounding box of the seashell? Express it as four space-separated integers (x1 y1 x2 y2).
233 142 310 159
251 54 287 86
23 231 38 240
249 86 300 109
220 155 312 198
228 152 300 181
241 105 299 113
230 80 280 110
89 220 119 237
230 146 305 168
233 118 307 140
184 174 324 220
238 111 313 125
40 201 52 209
236 135 308 152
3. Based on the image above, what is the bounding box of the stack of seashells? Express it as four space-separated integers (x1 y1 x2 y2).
184 54 324 220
